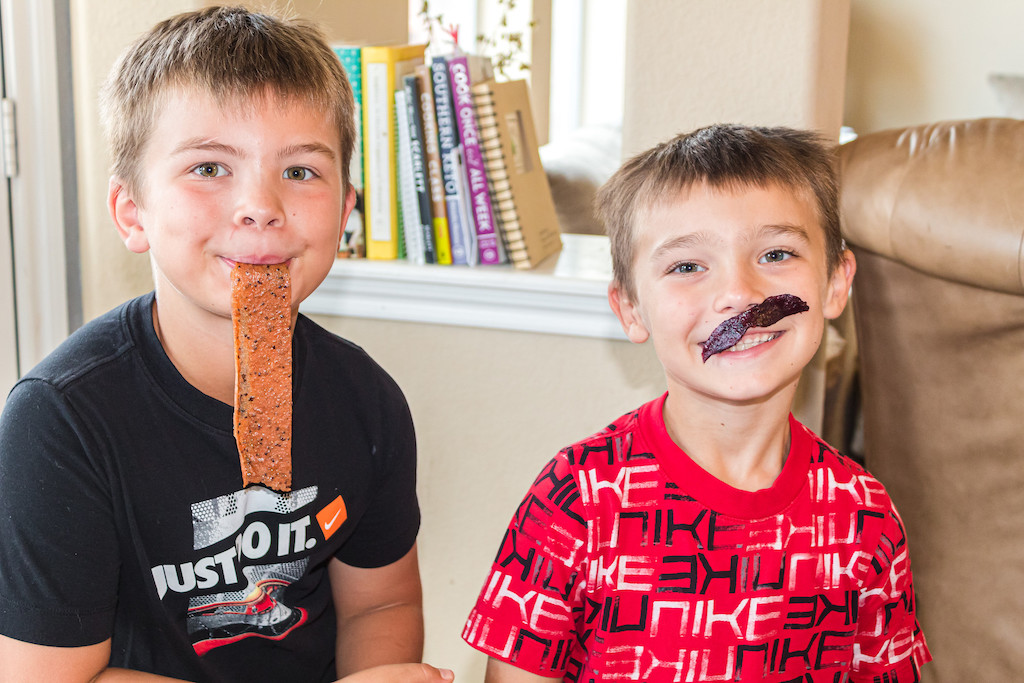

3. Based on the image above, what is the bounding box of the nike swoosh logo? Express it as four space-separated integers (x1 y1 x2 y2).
324 509 343 530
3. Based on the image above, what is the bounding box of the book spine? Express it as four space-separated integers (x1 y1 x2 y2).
361 44 426 260
430 56 472 265
395 89 424 263
454 148 478 265
403 74 437 263
474 85 525 263
393 94 406 261
448 55 503 265
333 45 365 257
363 56 395 258
416 65 452 265
472 79 563 270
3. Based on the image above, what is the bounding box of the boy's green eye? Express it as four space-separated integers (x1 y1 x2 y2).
284 166 315 180
761 249 794 263
193 163 226 178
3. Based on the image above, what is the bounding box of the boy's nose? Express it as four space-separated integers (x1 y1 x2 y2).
713 268 766 313
234 181 285 229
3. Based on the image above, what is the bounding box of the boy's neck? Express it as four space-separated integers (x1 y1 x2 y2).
150 296 236 406
661 391 795 492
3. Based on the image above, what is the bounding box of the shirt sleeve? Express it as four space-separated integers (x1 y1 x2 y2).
332 374 421 568
0 379 119 646
850 505 932 681
462 453 586 678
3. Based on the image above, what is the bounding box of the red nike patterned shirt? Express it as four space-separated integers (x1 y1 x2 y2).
463 394 930 682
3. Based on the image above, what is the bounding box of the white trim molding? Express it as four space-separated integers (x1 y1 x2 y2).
301 234 627 340
1 0 74 372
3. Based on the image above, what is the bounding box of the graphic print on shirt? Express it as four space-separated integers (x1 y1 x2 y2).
463 409 930 682
150 485 347 656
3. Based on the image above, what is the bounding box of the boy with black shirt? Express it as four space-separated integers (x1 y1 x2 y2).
0 7 452 683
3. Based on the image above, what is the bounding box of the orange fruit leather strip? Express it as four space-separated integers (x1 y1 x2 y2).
232 263 292 492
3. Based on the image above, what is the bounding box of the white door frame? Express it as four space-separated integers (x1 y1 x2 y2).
0 123 14 394
0 0 74 387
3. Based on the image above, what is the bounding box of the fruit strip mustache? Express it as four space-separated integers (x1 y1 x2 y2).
701 294 809 362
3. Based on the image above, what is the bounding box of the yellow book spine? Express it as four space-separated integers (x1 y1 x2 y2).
361 44 426 260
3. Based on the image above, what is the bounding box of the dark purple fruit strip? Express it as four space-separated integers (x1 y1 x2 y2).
701 294 809 362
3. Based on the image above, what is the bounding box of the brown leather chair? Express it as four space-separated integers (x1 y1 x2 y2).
837 118 1024 682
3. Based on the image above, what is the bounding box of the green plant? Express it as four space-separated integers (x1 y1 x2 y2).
417 0 535 78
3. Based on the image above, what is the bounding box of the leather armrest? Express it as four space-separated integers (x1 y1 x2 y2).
838 118 1024 295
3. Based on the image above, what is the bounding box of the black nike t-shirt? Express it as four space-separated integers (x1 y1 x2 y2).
0 293 420 682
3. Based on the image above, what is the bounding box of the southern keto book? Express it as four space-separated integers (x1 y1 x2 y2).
430 54 475 265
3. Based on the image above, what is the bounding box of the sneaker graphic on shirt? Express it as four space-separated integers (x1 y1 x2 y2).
187 562 307 656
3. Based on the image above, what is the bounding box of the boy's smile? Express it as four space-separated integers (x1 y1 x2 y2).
700 293 809 361
610 181 854 409
110 87 353 330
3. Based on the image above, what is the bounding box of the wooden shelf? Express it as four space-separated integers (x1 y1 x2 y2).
300 234 626 339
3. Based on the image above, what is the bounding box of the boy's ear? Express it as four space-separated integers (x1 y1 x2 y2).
108 176 150 254
823 249 857 320
608 282 650 344
338 185 357 248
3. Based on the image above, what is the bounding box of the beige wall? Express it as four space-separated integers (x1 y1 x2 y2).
622 0 851 157
67 0 1018 679
71 0 199 323
845 0 1024 133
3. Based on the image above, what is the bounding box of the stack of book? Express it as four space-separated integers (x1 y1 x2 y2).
332 44 563 270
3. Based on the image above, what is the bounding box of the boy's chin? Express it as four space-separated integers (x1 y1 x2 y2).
675 369 803 404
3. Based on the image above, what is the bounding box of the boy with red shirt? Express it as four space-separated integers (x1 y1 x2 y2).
463 125 930 682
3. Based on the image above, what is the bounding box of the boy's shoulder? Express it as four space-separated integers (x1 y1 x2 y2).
792 418 875 480
293 314 409 406
294 314 388 378
20 294 149 391
558 399 650 460
539 398 660 491
294 312 366 361
792 419 903 520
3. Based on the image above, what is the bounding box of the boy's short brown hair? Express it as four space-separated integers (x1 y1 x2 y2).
100 5 355 203
596 124 843 302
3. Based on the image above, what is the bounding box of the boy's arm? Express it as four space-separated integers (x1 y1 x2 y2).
850 509 931 680
337 663 454 682
2 561 448 683
485 658 562 683
463 454 584 681
329 542 427 677
0 634 454 683
0 635 183 682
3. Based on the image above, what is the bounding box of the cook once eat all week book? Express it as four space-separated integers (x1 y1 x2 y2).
472 78 562 269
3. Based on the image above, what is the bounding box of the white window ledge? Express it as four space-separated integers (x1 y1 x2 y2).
301 234 627 340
